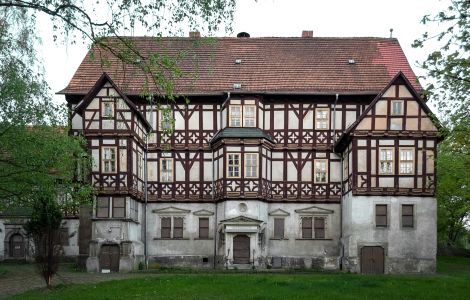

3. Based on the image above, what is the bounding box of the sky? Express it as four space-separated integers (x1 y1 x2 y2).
36 0 448 112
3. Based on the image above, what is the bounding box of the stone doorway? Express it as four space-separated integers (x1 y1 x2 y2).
10 234 24 258
233 235 250 264
361 246 384 274
99 244 120 272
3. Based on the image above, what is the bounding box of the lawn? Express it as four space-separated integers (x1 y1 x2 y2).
9 257 470 300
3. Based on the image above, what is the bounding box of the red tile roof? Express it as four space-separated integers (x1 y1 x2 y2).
60 37 422 96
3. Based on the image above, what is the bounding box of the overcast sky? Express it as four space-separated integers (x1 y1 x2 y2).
36 0 448 112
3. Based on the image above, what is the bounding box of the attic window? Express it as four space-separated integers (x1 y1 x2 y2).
233 83 242 89
348 59 356 64
235 59 242 64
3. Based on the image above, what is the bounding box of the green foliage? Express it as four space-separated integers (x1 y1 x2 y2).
413 0 469 124
10 257 470 299
436 118 470 246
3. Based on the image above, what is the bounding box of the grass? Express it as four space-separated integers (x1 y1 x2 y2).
8 256 470 300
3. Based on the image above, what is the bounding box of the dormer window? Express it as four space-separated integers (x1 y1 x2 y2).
102 101 114 118
392 100 403 115
229 104 256 127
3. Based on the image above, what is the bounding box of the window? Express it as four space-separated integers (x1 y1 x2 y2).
138 153 144 179
301 217 313 239
59 228 69 246
199 218 209 239
243 105 256 127
159 110 173 131
102 101 114 118
161 217 171 238
227 154 240 178
402 205 414 228
102 147 116 173
96 197 109 218
229 105 242 127
379 148 394 174
391 100 403 115
315 108 329 129
160 158 173 182
173 217 184 238
273 218 285 239
399 149 414 174
112 197 125 218
375 204 388 227
130 200 138 221
245 153 258 178
314 217 325 239
314 159 328 183
229 105 256 127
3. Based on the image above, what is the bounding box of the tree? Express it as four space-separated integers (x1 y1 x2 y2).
24 192 64 288
413 0 469 125
414 0 470 249
436 119 470 247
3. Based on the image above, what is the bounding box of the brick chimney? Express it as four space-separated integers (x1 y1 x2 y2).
189 31 201 38
302 30 313 38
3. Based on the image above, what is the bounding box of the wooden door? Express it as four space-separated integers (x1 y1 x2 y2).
361 246 384 274
233 235 250 264
100 245 120 272
10 234 24 258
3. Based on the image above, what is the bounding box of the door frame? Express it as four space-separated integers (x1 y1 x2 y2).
232 234 251 264
99 244 120 272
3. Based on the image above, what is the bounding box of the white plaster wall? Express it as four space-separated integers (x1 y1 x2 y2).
0 220 4 260
342 194 437 262
62 219 80 256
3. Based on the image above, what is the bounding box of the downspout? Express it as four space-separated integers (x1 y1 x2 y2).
332 93 345 270
213 92 230 269
144 132 149 269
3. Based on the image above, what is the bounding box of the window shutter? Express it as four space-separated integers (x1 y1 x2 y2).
302 217 312 239
96 197 109 218
314 217 325 239
375 204 388 227
274 218 284 239
199 218 209 239
112 197 125 218
161 217 171 238
173 217 184 238
402 205 414 227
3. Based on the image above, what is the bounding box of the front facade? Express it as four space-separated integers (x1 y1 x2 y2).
57 33 439 273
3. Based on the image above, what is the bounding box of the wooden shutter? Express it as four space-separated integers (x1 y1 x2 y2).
112 197 125 218
96 197 109 218
301 217 312 238
375 205 387 227
161 217 171 238
173 217 184 238
402 205 414 227
199 218 209 238
274 218 284 239
314 217 325 239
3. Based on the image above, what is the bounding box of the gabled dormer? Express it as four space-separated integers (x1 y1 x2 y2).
71 73 151 139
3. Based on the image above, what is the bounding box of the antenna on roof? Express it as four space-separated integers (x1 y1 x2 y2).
389 28 394 38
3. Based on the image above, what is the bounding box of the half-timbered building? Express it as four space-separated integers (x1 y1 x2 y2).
56 31 439 274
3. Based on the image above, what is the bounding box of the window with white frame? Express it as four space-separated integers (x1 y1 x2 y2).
399 148 414 174
379 148 394 174
102 147 116 173
102 101 114 118
227 154 240 178
314 159 328 183
159 110 173 131
391 100 403 115
160 158 173 182
229 105 256 127
96 197 109 218
229 105 242 127
315 108 329 129
244 153 258 178
243 105 256 127
112 197 125 218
